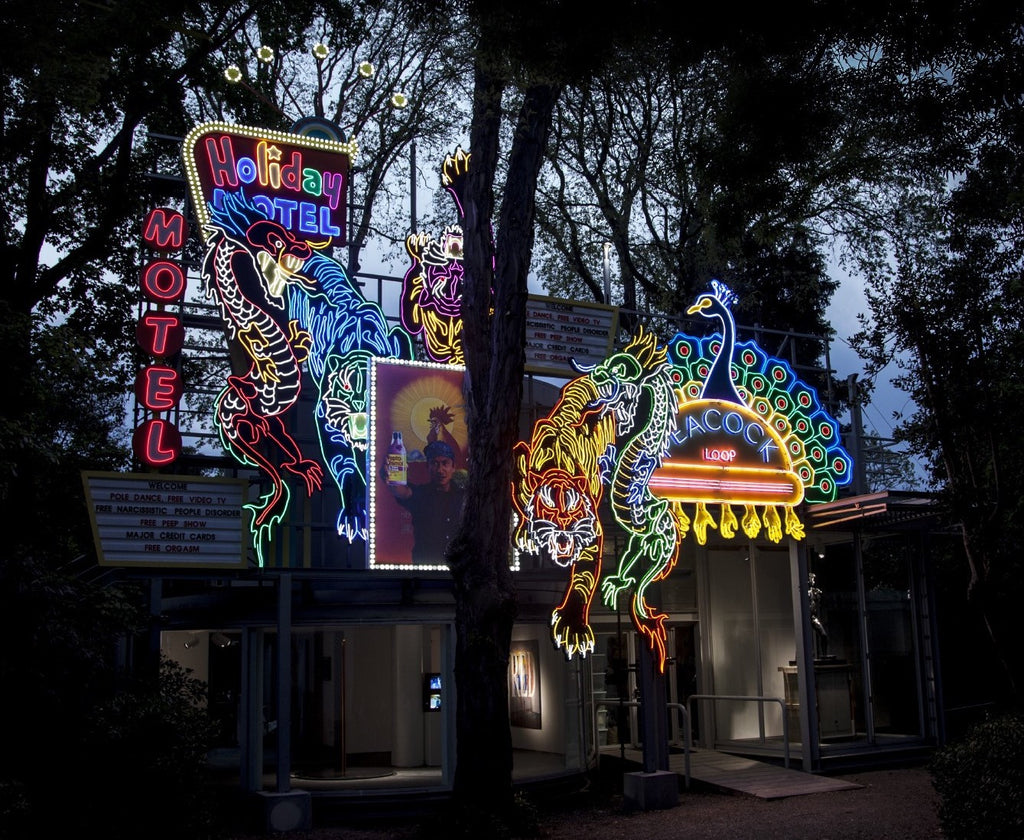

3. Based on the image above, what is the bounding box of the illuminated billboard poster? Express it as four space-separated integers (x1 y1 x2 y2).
513 282 852 671
401 147 469 365
182 124 414 565
183 122 356 247
368 358 468 570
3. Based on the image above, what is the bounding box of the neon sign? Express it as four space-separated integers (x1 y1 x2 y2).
512 283 853 671
141 261 187 303
136 312 184 358
183 123 357 248
184 124 414 564
589 328 684 669
401 147 469 364
133 419 182 467
512 374 616 658
133 207 187 468
196 192 323 566
135 365 183 411
143 207 188 251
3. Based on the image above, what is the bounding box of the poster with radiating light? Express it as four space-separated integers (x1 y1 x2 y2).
368 358 468 569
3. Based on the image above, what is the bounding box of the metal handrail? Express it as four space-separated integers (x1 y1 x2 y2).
594 699 694 789
686 694 790 768
667 702 692 788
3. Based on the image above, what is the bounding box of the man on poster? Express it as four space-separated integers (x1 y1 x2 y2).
381 440 466 564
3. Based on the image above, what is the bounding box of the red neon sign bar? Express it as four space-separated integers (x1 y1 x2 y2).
133 207 188 468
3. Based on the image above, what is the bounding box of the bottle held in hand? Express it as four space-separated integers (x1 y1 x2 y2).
386 431 407 485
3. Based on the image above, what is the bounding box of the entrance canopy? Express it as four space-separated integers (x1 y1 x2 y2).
806 490 943 532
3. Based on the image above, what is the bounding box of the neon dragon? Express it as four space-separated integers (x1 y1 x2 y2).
200 208 323 565
204 192 413 556
587 328 690 670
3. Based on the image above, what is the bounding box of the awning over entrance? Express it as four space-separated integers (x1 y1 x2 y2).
807 490 943 532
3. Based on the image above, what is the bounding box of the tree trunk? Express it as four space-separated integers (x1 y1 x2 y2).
447 57 561 821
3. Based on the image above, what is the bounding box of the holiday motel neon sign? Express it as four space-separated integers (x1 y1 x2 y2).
184 123 357 246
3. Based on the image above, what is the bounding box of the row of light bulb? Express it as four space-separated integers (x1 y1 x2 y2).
223 45 408 109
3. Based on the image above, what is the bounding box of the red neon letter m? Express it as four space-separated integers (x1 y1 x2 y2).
142 208 188 251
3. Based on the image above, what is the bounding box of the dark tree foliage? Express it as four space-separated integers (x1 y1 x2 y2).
849 4 1024 704
438 0 850 828
536 24 941 386
444 0 659 827
0 2 331 834
442 2 1024 825
931 712 1024 839
0 0 279 558
186 0 470 276
0 560 147 837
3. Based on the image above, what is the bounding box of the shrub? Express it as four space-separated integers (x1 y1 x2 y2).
930 711 1024 840
82 656 223 840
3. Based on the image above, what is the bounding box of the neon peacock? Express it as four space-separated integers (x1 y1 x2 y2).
662 280 853 544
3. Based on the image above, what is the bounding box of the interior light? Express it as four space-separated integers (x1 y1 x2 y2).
211 632 232 648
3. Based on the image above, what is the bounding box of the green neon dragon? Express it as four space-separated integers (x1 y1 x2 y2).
585 328 690 670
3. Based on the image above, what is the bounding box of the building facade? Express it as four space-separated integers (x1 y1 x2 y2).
105 123 946 830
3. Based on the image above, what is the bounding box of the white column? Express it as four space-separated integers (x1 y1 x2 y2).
392 624 425 767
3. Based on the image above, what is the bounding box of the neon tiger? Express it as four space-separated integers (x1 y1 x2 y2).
512 376 616 659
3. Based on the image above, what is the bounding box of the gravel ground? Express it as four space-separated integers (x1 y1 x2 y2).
230 764 943 840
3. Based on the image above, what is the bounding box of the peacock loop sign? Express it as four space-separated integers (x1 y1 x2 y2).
512 280 853 671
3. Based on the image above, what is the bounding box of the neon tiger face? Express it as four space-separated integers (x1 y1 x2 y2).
523 469 598 568
320 351 371 452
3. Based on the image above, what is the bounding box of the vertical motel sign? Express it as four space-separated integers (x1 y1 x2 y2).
133 207 187 467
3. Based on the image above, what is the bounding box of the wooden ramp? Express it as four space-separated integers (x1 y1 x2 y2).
612 747 862 800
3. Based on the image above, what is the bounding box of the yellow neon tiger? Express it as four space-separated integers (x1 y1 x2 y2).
512 376 616 659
